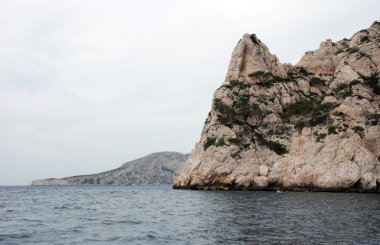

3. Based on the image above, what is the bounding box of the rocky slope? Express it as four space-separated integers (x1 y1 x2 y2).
173 21 380 192
32 152 188 185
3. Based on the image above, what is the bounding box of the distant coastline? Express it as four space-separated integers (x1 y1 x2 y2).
32 152 188 186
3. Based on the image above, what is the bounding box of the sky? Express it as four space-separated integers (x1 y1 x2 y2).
0 0 379 185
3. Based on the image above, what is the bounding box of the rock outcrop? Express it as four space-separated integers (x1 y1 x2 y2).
224 34 287 83
173 21 380 192
32 152 188 185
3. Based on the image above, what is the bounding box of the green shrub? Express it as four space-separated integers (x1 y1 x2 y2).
367 114 380 120
336 83 349 90
248 71 265 77
341 90 353 98
214 96 266 125
263 72 274 79
316 133 327 142
250 34 259 44
299 67 312 76
309 115 327 127
352 126 365 138
367 114 380 125
203 137 216 150
309 77 325 87
281 100 315 118
281 99 337 127
316 102 338 112
227 81 252 90
358 51 368 58
214 98 238 120
335 49 344 55
248 71 273 79
295 121 307 131
255 133 288 155
340 125 348 132
350 80 361 86
215 138 226 147
335 83 353 98
228 138 240 145
347 47 359 54
362 73 380 95
249 103 263 116
372 21 380 27
231 152 240 159
229 80 240 85
327 126 338 135
287 72 297 79
335 111 346 117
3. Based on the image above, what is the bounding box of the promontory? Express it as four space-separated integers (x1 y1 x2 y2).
32 152 188 185
173 21 380 192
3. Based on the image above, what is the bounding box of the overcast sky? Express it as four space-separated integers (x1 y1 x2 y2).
0 0 379 185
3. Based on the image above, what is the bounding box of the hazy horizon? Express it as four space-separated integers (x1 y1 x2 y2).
1 0 379 185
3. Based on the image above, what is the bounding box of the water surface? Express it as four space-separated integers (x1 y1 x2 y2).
0 186 379 244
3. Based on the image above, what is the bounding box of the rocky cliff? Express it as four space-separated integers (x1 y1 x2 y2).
173 21 380 192
32 152 188 185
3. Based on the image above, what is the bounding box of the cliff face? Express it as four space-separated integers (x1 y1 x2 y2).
32 152 188 185
173 22 380 192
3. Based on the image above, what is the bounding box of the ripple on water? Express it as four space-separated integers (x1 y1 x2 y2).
0 233 33 240
0 186 379 244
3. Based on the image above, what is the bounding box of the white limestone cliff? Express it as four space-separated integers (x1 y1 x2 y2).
173 21 380 192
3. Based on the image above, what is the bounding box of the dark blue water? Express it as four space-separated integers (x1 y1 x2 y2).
0 186 379 244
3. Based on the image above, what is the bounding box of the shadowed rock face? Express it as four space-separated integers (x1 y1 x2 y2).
32 152 188 185
174 21 380 192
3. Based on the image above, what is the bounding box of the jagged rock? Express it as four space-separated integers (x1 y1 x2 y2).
259 165 269 176
335 97 377 124
174 21 380 192
297 39 339 75
32 152 188 185
298 21 380 79
224 33 287 83
332 63 360 87
322 96 338 104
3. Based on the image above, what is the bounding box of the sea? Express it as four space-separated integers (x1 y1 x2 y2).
0 185 379 244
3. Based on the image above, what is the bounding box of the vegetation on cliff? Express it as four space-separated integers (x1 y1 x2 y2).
174 22 380 192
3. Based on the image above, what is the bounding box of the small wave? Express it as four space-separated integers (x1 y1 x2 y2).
72 229 82 233
117 219 142 225
146 234 156 239
1 185 379 244
0 233 32 239
53 206 69 210
106 236 122 241
101 219 142 225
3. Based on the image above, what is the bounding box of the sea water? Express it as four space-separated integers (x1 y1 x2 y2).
0 185 379 244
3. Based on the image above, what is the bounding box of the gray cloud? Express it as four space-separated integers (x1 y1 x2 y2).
0 0 379 185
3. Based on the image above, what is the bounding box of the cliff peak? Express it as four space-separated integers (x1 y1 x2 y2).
224 33 287 84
